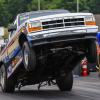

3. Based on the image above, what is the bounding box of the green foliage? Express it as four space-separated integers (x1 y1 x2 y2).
28 0 38 11
8 23 12 26
4 28 9 38
8 0 28 22
0 0 100 28
0 0 11 27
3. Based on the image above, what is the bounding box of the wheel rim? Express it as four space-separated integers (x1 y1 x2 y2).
1 71 5 88
24 47 28 66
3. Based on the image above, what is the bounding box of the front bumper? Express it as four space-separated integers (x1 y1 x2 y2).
27 26 98 47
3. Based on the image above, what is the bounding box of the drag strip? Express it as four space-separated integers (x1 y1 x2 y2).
0 73 100 100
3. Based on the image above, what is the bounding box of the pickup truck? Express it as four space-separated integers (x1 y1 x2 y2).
0 10 98 92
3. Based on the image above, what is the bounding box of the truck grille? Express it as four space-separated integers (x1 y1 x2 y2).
42 17 85 29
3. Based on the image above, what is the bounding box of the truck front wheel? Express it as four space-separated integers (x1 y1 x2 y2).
57 71 73 91
85 39 97 63
22 41 36 71
1 65 15 92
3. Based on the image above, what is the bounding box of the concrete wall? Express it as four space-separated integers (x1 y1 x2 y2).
0 27 4 36
94 14 100 31
0 38 4 44
74 62 81 76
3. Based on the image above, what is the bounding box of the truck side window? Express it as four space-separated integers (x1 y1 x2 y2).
9 18 17 41
13 19 17 26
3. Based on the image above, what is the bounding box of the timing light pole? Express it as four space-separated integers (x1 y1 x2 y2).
77 0 79 13
38 0 40 11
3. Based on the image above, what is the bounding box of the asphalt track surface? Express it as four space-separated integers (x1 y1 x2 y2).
0 72 100 100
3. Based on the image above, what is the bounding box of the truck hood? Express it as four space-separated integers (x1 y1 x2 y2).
26 12 93 22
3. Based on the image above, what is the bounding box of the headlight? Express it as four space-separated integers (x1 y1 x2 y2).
85 16 96 25
28 21 41 32
85 17 93 22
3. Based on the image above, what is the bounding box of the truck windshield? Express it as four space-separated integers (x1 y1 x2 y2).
19 10 70 25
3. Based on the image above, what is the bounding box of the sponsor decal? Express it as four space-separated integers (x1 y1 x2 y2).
12 61 15 66
7 56 22 78
20 17 29 20
12 68 14 72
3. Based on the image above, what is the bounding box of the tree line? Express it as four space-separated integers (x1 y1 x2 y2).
0 0 100 27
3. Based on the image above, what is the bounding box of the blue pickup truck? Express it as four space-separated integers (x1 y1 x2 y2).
0 10 98 92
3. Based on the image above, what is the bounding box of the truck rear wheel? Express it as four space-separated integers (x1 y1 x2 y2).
57 71 73 91
1 65 15 93
85 39 97 63
22 41 36 71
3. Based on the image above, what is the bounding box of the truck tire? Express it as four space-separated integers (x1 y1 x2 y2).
22 41 36 71
1 65 15 92
58 71 73 91
86 39 97 63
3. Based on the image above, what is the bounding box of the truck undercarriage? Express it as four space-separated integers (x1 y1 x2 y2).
15 37 95 89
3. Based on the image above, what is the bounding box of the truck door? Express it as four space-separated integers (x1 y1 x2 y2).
7 18 20 63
